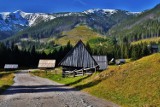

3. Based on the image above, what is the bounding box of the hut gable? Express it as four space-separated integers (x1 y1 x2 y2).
59 40 98 68
38 59 56 69
93 56 108 70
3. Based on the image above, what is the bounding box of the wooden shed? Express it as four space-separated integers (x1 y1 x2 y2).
59 40 99 77
4 64 18 70
115 59 126 65
151 45 159 53
38 59 56 69
93 56 108 70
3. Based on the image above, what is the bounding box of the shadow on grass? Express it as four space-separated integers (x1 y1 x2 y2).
75 79 103 90
0 85 10 94
66 75 92 86
31 72 102 91
31 71 106 93
71 71 113 91
33 72 103 91
0 73 11 78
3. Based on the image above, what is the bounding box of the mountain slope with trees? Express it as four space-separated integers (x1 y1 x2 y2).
107 4 160 43
2 9 135 43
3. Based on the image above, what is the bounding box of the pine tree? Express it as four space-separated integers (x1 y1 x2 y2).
131 45 138 60
86 42 92 54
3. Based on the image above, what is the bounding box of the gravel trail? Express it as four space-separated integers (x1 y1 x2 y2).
0 70 120 107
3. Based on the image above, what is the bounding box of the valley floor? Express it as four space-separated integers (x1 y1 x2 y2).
0 70 119 107
32 53 160 107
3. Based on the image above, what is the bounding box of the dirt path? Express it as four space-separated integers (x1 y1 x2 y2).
0 70 120 107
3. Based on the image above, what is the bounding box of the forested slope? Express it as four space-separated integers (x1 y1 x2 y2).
108 4 160 42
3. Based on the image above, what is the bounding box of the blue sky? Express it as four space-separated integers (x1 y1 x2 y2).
0 0 159 13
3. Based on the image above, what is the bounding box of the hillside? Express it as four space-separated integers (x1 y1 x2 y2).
2 9 134 43
84 53 160 107
108 4 160 42
33 53 160 107
131 37 160 45
55 25 102 45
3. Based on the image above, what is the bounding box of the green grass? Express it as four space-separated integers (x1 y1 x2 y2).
55 25 103 45
31 69 93 87
132 37 160 45
0 71 14 94
32 53 160 107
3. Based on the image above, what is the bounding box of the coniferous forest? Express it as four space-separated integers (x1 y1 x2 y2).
0 41 73 68
0 39 157 68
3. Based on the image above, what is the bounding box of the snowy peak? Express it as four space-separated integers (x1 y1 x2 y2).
20 12 55 26
0 10 26 20
0 10 55 31
83 9 141 16
0 10 84 32
13 10 24 14
83 9 117 15
0 12 10 20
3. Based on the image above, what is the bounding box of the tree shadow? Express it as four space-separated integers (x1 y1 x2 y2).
74 79 103 90
1 85 77 95
0 73 11 78
0 85 10 94
66 74 92 86
73 71 115 90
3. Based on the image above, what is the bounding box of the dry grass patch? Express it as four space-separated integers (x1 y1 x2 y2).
0 72 14 93
82 53 160 107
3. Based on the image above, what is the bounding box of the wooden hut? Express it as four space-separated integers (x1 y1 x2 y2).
38 59 56 69
59 40 99 77
115 59 126 65
93 56 108 70
4 64 18 70
148 44 160 53
151 45 159 53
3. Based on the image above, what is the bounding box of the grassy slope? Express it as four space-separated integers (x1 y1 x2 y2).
55 25 103 45
0 72 14 93
85 53 160 107
32 53 160 107
132 37 160 45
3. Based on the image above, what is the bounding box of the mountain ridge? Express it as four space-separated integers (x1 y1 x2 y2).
0 8 135 40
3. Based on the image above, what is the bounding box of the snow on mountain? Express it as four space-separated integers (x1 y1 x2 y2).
83 9 117 15
129 12 141 15
0 10 55 31
0 9 139 33
17 10 55 26
83 9 141 16
0 10 85 32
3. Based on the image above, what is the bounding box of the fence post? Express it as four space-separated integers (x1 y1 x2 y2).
82 69 84 76
95 67 97 73
73 70 75 77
